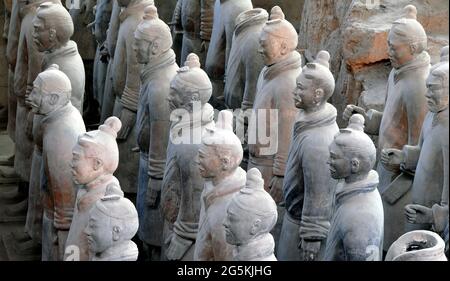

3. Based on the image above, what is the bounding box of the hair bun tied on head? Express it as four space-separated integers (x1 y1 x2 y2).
47 64 60 71
184 53 201 69
143 5 158 20
216 110 234 131
348 114 365 132
99 116 122 139
315 50 330 69
269 6 285 21
404 5 417 20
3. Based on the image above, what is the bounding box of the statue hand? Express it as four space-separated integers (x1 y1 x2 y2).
117 108 136 140
380 148 404 170
268 175 284 204
343 105 366 123
146 180 160 208
299 239 321 261
405 204 433 224
200 41 209 53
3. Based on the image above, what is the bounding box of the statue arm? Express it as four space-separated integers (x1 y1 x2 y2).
160 153 182 224
112 37 127 100
106 0 121 57
432 143 449 233
44 134 77 231
298 144 334 242
364 109 383 135
272 97 297 177
121 28 142 112
147 119 170 193
241 45 263 112
200 0 214 42
404 84 427 146
170 0 182 32
401 141 422 172
6 0 20 69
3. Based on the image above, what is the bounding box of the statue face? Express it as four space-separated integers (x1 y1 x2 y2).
133 37 152 64
328 142 351 180
167 85 187 111
223 203 254 246
70 144 102 185
197 145 222 179
258 31 283 66
388 33 414 69
84 207 114 254
293 73 317 110
32 16 54 52
26 80 45 115
426 73 449 113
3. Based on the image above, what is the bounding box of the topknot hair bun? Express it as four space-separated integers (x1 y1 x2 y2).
99 116 122 139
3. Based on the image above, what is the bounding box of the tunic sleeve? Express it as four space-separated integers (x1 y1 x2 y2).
161 150 182 224
298 141 335 241
200 0 214 42
365 109 383 135
432 138 449 233
120 23 142 112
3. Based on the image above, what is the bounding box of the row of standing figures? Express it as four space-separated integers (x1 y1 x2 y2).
0 0 448 261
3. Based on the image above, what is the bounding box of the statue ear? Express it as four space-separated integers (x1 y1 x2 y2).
93 158 103 171
279 40 288 56
351 158 360 173
112 225 121 241
48 94 59 105
49 28 56 41
314 88 324 104
151 39 160 55
191 93 200 102
221 155 230 170
250 218 262 235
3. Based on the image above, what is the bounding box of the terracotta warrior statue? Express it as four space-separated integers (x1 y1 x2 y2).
224 8 268 110
64 117 123 261
224 168 278 261
93 0 113 110
69 0 97 122
160 53 215 261
324 115 384 261
247 6 301 199
25 64 86 261
134 5 179 261
382 60 448 240
205 0 252 109
343 5 430 251
385 230 447 261
5 0 20 143
170 0 214 65
278 51 338 261
1 0 27 236
33 1 86 112
110 0 154 199
85 186 139 261
100 0 120 121
193 110 246 261
11 0 60 220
